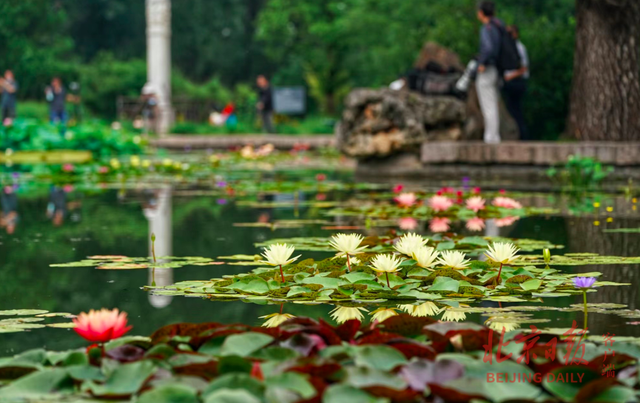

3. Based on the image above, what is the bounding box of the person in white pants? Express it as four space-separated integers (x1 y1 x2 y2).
476 1 502 144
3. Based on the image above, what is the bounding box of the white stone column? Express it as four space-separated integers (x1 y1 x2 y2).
144 187 173 308
146 0 173 135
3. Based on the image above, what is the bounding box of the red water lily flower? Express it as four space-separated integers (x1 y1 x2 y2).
73 308 132 343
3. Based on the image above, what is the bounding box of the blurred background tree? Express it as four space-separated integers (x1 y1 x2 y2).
0 0 591 139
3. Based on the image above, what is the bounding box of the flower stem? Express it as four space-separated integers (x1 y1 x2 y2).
494 263 503 285
347 254 351 272
583 289 588 336
385 272 391 288
279 265 285 282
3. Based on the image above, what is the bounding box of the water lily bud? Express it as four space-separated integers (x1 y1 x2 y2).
543 248 551 264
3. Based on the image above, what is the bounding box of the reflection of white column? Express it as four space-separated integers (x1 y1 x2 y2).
146 0 173 135
144 187 173 308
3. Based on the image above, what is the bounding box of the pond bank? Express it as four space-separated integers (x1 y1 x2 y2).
151 134 335 150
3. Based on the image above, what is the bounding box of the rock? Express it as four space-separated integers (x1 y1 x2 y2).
336 88 466 158
414 42 464 72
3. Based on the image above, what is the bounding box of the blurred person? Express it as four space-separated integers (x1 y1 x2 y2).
256 75 275 134
0 70 18 126
475 1 504 144
45 77 67 124
503 25 530 140
140 83 159 135
0 186 18 235
47 186 67 227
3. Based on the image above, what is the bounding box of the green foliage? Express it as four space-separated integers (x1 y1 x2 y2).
0 119 142 157
547 155 614 190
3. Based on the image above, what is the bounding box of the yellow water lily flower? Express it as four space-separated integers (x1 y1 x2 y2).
412 246 439 269
329 306 368 324
329 233 367 271
329 233 367 256
370 254 404 273
436 251 470 270
485 242 520 264
370 308 399 323
485 317 521 333
399 302 441 317
260 243 300 267
260 313 296 328
441 306 467 322
394 233 428 257
260 243 300 282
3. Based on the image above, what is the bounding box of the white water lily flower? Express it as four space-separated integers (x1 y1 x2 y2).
412 246 439 269
441 307 467 322
485 318 521 333
370 308 399 323
436 251 471 270
260 243 300 266
485 242 520 264
370 254 404 273
399 302 441 317
329 233 367 257
260 313 295 328
394 233 428 256
329 306 368 324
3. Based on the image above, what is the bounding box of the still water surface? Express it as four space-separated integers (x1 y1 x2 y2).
1 178 639 353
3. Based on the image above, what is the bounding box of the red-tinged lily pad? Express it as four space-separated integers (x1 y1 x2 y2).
399 359 465 391
542 366 601 401
428 383 485 403
88 255 129 260
356 328 405 345
106 344 146 363
173 361 219 381
151 322 225 345
574 377 620 402
379 314 437 337
334 319 361 342
288 362 342 379
363 385 420 402
387 341 437 360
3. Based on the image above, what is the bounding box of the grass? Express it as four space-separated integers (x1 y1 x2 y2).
171 114 337 135
12 102 336 136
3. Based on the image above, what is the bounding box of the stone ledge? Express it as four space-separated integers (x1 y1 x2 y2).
421 141 640 166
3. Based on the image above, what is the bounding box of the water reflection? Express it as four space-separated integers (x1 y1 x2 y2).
142 187 173 309
0 185 18 234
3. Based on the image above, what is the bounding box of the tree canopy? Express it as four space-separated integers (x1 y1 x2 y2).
0 0 581 138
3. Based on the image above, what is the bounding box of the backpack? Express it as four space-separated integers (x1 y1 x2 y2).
490 19 521 73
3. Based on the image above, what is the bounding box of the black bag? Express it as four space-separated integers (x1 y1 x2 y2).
491 20 521 73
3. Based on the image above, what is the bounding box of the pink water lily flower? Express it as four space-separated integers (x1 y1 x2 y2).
428 195 454 212
466 217 485 232
495 216 519 227
395 193 417 208
393 184 404 194
429 217 451 233
492 197 522 209
465 196 486 213
398 217 419 231
73 308 132 343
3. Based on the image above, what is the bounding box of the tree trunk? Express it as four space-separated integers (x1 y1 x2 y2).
568 0 640 141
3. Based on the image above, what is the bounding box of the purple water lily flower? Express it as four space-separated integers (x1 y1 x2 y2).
572 277 596 289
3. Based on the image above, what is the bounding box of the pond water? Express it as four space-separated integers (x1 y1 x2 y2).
1 168 640 354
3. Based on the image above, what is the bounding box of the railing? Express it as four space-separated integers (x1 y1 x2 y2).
116 96 219 122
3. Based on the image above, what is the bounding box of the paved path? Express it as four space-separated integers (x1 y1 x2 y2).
151 134 335 150
422 141 640 166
